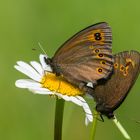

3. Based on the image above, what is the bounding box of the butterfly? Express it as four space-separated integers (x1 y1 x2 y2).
90 50 140 119
44 22 113 91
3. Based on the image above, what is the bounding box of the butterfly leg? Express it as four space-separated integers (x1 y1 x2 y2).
99 114 104 122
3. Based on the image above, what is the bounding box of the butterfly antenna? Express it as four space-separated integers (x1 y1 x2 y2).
38 42 47 55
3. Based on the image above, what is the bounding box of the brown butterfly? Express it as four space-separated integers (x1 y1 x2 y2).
45 22 113 90
89 50 140 119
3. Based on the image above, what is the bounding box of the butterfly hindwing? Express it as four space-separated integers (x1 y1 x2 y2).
93 50 140 117
52 22 113 87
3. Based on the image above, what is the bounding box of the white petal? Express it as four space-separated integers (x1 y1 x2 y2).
76 96 93 123
55 93 83 106
57 94 70 101
30 61 44 76
14 61 42 81
85 114 93 125
78 97 93 125
76 96 86 102
29 87 53 95
86 113 93 122
82 103 92 114
17 61 42 77
15 79 41 88
39 54 52 72
14 65 41 82
55 93 72 102
69 96 83 106
55 93 93 125
76 96 92 114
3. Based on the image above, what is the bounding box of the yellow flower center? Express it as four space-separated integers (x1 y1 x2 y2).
41 73 83 96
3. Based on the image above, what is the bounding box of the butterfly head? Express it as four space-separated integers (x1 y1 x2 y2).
44 57 62 76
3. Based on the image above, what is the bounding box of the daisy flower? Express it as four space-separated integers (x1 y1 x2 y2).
14 54 93 125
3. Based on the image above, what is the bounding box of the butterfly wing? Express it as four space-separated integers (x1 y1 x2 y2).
52 22 113 87
93 50 140 117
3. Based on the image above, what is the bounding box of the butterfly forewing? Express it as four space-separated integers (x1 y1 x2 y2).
93 50 140 116
52 22 113 87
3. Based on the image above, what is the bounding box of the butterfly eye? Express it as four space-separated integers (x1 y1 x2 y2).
98 53 104 58
114 63 118 68
97 68 103 73
44 57 52 65
94 49 100 53
100 60 106 65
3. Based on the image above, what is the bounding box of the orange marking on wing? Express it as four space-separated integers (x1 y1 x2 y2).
126 58 135 67
123 71 128 76
100 60 106 65
96 67 103 74
89 45 94 49
87 29 105 44
120 65 125 72
114 63 119 69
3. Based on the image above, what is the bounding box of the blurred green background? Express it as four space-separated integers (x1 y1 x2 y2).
0 0 140 140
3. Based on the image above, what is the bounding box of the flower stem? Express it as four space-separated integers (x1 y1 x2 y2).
90 110 98 140
54 98 65 140
112 116 131 139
